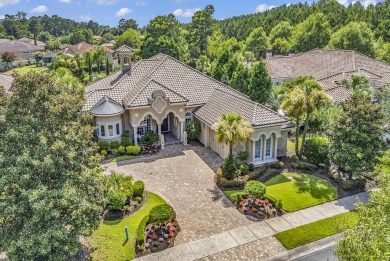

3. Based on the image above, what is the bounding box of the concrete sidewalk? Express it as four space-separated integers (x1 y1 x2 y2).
135 192 367 261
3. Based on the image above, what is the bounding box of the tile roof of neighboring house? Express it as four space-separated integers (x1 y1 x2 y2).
116 45 135 53
18 37 45 46
0 39 10 45
325 86 354 104
85 51 289 127
63 42 115 56
0 74 14 92
194 89 289 127
90 96 124 116
0 40 45 53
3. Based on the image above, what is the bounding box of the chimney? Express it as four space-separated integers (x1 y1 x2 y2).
266 49 273 58
115 45 134 74
288 50 295 57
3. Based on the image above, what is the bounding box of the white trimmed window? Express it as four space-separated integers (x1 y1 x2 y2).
138 115 152 136
265 137 273 158
96 121 122 139
255 139 262 160
185 112 193 127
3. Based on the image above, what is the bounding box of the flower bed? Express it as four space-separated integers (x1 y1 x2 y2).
237 196 284 221
141 219 180 254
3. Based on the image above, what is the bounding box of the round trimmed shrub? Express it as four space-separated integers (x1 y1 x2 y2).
98 141 109 151
245 180 266 199
101 149 107 156
222 155 239 180
110 141 120 150
149 204 176 223
303 136 330 166
107 190 127 210
133 180 144 197
238 151 249 161
118 145 126 155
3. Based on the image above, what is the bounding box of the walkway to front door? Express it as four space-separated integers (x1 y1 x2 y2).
164 132 181 145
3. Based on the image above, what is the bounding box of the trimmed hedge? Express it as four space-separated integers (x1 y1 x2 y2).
126 145 141 155
149 204 176 223
118 145 126 155
98 141 109 151
133 181 144 197
110 141 120 150
136 215 149 247
245 180 266 199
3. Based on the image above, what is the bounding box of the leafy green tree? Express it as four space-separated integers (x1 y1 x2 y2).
118 18 138 32
328 77 385 179
93 46 105 74
230 63 250 94
0 72 105 260
212 113 253 156
28 17 42 45
375 19 390 42
188 5 217 57
378 84 390 127
245 26 268 59
195 55 210 73
1 52 16 69
45 38 61 51
269 21 293 46
115 28 141 49
37 31 51 42
247 61 273 104
291 13 332 52
328 22 375 56
210 49 238 84
377 42 390 64
83 49 94 76
336 150 390 260
70 29 86 44
140 36 180 59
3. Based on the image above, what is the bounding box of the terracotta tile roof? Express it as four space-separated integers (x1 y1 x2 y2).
84 53 290 127
63 42 114 55
116 45 135 53
0 74 13 92
325 86 354 104
0 40 45 53
193 89 289 127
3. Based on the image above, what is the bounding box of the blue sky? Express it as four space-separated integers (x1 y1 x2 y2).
0 0 377 27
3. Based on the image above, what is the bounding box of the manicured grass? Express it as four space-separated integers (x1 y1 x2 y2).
287 138 301 152
275 211 359 249
88 192 166 261
265 172 337 212
5 65 47 75
111 155 135 163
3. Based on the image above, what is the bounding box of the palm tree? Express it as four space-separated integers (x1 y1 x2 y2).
212 113 253 156
93 47 105 74
107 171 133 192
281 77 332 159
83 50 94 76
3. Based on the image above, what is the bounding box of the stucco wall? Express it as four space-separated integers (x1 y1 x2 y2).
129 103 186 127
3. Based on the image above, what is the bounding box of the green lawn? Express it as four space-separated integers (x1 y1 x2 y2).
223 172 337 212
111 155 135 163
287 138 301 152
275 211 359 249
265 172 337 212
5 65 47 75
88 192 166 261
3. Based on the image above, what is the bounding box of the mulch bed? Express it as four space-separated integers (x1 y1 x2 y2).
102 192 147 221
236 197 286 221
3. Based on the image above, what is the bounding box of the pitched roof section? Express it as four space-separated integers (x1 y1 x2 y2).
116 45 135 53
90 96 124 116
63 42 114 56
194 89 289 128
0 40 45 53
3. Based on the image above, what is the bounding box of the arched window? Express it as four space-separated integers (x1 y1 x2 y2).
123 56 129 64
185 112 193 126
254 139 262 160
265 136 273 158
138 115 152 136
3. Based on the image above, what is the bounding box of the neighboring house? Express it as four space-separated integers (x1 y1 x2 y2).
100 40 116 50
266 49 390 103
0 39 45 60
0 74 14 92
0 39 10 45
84 45 292 166
18 37 45 46
63 42 115 59
42 53 57 64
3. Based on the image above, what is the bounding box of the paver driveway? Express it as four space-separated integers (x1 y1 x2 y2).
104 145 251 245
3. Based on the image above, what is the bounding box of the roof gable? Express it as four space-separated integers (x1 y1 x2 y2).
90 96 124 116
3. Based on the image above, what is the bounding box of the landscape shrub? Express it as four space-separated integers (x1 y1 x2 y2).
275 199 283 209
107 190 127 210
110 141 120 150
135 196 143 203
140 131 159 147
136 215 149 247
303 136 330 166
248 163 255 171
335 177 366 190
291 155 299 163
186 120 200 140
245 180 266 199
111 149 118 155
100 149 107 156
98 141 109 151
219 177 246 188
239 164 249 175
118 145 126 155
149 204 176 223
291 161 318 171
238 151 249 161
270 161 284 169
126 145 141 155
230 191 248 203
121 136 133 147
133 181 145 197
222 155 240 180
122 178 133 199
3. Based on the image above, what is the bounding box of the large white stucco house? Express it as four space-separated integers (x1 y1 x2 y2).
83 45 291 166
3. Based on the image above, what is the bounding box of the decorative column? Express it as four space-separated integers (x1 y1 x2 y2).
157 123 162 135
133 127 138 146
262 135 267 161
274 135 279 159
180 120 184 141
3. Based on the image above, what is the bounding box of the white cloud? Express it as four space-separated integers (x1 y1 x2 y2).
80 14 92 21
136 0 147 6
0 14 5 19
59 0 71 3
0 0 19 8
115 7 132 17
361 0 376 7
173 7 200 18
337 0 349 6
30 5 48 13
255 3 275 13
89 0 118 5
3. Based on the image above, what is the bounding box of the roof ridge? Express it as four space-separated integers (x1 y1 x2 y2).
149 79 189 101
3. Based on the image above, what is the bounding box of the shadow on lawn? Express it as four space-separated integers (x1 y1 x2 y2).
265 173 291 186
293 174 337 201
207 186 235 208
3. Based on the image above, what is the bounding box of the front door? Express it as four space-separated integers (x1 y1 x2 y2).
161 118 169 132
